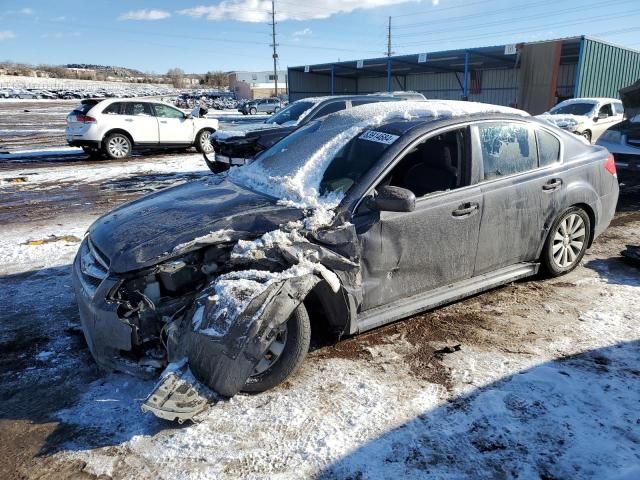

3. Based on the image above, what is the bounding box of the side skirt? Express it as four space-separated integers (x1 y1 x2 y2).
356 262 539 333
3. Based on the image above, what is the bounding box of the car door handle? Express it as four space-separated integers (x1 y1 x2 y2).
124 118 133 122
160 120 168 124
452 202 480 217
542 178 563 191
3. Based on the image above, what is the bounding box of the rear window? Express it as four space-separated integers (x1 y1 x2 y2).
73 100 100 115
614 102 625 115
103 102 124 115
537 129 561 167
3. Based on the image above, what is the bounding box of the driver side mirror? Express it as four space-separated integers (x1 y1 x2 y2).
597 112 608 120
365 185 416 213
185 113 192 119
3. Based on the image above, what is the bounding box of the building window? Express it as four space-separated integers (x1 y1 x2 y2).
268 74 278 81
251 74 257 81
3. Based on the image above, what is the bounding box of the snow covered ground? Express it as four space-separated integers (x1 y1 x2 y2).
0 102 639 479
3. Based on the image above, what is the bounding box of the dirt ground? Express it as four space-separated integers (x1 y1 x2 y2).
1 100 638 479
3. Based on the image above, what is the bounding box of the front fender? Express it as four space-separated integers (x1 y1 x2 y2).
181 274 321 397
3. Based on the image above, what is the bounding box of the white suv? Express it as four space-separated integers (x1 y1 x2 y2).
65 99 219 159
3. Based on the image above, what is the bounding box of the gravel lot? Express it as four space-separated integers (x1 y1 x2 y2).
1 100 638 480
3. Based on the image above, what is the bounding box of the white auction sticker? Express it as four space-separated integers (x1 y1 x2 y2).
359 130 399 145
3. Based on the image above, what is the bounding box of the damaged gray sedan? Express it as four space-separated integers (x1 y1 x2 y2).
72 100 619 422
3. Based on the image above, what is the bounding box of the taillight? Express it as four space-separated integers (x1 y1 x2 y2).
75 114 97 124
604 153 617 177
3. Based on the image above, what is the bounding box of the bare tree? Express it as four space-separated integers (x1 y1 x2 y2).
167 68 185 88
204 71 229 88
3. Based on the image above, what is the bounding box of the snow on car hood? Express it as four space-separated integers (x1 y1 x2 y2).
212 123 279 141
537 113 588 128
228 100 528 212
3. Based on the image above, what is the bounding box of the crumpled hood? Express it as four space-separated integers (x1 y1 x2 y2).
606 118 640 134
88 177 304 273
620 79 640 119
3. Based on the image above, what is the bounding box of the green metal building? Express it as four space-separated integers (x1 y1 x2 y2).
287 36 640 115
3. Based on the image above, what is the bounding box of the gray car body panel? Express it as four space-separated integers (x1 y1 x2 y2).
72 111 619 420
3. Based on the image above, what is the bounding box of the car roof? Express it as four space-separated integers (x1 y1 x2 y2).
316 99 528 135
554 97 622 107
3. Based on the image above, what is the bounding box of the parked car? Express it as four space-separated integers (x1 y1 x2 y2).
538 97 624 143
72 100 618 422
596 79 640 180
207 95 399 172
65 98 219 159
238 97 282 115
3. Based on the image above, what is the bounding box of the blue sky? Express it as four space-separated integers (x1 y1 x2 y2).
1 0 639 73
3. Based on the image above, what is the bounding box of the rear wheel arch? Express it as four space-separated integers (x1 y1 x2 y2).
573 202 596 248
102 128 134 147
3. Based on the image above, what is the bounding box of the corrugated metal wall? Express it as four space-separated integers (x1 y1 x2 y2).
576 39 640 98
557 63 576 98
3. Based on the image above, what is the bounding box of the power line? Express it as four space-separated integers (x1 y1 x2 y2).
393 0 635 38
394 9 640 48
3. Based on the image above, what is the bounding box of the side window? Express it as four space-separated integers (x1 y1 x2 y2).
382 127 468 198
312 101 347 119
103 102 123 115
154 104 185 119
478 123 537 180
124 102 153 116
599 104 613 117
614 102 625 115
537 129 561 167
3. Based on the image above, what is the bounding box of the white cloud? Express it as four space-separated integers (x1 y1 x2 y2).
119 9 171 21
0 30 16 41
292 28 312 37
19 8 33 15
177 0 419 23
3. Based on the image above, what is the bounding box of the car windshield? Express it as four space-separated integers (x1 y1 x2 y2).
550 102 595 116
228 119 396 207
265 101 315 125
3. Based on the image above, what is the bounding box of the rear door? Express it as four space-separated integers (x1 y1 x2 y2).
120 102 159 144
153 104 194 144
472 121 549 274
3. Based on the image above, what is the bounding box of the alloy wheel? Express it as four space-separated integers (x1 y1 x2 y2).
107 136 130 158
200 132 213 153
552 213 586 268
251 324 288 376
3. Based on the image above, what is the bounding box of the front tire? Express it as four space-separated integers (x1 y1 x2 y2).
195 129 214 154
243 303 311 393
249 107 257 115
103 133 132 160
542 207 591 277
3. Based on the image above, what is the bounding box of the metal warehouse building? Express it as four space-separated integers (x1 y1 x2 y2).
288 36 640 114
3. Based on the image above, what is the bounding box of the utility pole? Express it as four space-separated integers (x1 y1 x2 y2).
386 16 394 57
270 0 279 97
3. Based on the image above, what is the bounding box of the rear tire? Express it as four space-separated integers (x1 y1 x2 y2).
103 132 132 160
250 107 257 115
581 130 592 143
242 303 311 393
541 207 591 277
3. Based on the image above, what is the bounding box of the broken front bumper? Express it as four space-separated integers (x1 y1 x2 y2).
71 251 156 377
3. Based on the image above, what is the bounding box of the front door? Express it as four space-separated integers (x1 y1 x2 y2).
153 104 194 144
355 126 483 311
